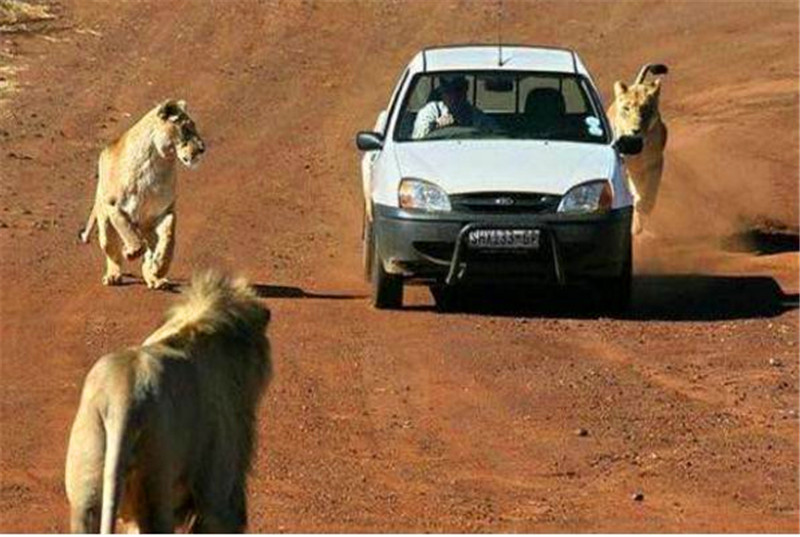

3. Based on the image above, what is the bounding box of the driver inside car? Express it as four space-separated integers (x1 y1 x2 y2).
412 75 496 139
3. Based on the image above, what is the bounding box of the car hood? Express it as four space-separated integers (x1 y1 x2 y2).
393 140 615 195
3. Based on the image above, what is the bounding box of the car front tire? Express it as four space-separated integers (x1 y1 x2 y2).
430 284 461 312
597 242 632 315
362 209 374 282
371 233 403 310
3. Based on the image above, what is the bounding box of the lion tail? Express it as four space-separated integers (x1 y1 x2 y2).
634 63 669 85
99 407 132 534
78 204 97 244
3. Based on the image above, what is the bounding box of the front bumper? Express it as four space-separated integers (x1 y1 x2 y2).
373 203 632 285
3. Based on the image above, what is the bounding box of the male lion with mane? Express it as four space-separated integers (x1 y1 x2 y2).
79 99 205 289
65 271 271 533
607 63 669 235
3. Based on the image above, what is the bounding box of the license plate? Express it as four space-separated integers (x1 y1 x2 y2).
467 229 540 250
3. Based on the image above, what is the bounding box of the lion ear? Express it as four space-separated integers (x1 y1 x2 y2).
613 81 628 98
176 100 188 112
650 79 662 94
157 100 184 122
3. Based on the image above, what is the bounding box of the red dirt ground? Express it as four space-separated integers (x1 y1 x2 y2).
1 0 798 532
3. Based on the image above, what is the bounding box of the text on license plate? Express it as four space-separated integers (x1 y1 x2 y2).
467 229 540 249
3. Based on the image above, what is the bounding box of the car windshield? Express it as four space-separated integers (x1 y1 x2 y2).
394 71 609 143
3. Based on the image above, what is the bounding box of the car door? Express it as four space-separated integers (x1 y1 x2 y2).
361 109 388 213
362 67 409 218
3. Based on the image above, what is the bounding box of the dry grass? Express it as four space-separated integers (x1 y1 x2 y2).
0 63 21 96
0 0 54 26
0 1 56 110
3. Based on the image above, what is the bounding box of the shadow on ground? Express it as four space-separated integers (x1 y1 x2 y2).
721 229 800 256
125 274 796 321
408 275 798 322
252 284 365 301
122 278 366 300
631 274 798 321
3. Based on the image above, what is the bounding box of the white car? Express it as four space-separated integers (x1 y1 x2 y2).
356 45 643 310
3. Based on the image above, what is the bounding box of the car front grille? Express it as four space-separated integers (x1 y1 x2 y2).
450 192 561 214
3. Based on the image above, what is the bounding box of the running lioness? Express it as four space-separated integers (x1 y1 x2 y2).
607 64 668 235
79 99 205 288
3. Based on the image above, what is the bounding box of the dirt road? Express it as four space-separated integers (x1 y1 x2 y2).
1 0 798 532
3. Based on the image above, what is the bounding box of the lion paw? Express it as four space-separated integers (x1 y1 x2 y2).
632 213 644 236
639 228 657 240
102 273 123 286
145 277 170 291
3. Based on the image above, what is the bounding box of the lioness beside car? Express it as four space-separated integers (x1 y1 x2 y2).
607 63 669 235
79 99 205 289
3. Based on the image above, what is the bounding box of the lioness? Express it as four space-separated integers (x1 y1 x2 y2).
79 99 205 289
65 271 271 533
607 63 668 235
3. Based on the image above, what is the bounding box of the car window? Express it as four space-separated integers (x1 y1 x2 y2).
403 76 478 112
394 70 609 144
383 67 410 136
475 74 516 113
405 75 433 112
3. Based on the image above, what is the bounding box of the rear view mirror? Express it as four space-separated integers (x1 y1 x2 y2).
484 77 514 93
356 131 384 151
614 135 643 156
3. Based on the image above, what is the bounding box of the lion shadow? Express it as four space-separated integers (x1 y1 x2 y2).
250 284 365 301
721 228 799 256
118 276 365 301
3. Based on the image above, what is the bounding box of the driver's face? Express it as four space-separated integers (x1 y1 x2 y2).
442 88 467 109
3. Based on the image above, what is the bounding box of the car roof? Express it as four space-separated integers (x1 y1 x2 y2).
407 44 591 78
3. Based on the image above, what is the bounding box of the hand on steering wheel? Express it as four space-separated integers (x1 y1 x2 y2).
435 113 455 129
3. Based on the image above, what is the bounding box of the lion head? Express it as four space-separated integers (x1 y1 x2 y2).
611 79 661 137
155 99 206 167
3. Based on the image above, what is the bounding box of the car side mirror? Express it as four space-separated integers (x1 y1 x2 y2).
356 131 384 151
614 135 643 156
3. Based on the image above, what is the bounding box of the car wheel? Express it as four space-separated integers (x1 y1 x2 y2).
430 284 461 312
597 243 632 315
362 208 374 282
371 236 403 310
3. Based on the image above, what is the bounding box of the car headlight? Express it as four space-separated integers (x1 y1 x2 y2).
557 180 613 214
398 178 451 212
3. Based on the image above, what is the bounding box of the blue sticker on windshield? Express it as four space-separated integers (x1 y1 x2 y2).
585 116 603 137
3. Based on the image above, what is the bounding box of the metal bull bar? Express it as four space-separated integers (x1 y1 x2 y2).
444 223 565 285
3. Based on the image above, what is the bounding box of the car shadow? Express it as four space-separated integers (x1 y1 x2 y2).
406 274 798 322
629 274 797 321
